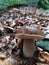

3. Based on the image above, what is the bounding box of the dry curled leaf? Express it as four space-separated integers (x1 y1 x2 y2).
0 54 12 65
0 54 6 60
36 63 48 65
4 59 12 65
40 51 49 63
0 59 12 65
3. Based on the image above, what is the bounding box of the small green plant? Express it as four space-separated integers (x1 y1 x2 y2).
38 0 49 9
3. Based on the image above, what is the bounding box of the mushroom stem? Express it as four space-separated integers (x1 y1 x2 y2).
23 39 36 58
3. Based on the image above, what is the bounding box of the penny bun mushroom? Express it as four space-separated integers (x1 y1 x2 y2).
16 25 44 58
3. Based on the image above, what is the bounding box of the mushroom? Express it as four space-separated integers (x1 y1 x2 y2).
16 25 44 58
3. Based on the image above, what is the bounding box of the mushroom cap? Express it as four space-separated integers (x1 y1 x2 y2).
16 25 44 40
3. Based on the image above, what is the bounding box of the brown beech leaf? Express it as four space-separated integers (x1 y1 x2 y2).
40 51 49 63
36 63 48 65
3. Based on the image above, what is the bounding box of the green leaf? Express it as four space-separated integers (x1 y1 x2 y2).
36 41 49 51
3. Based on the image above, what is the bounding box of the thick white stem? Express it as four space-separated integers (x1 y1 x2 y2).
23 39 36 58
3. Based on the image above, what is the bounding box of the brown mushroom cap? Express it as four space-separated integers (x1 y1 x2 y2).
16 25 44 39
